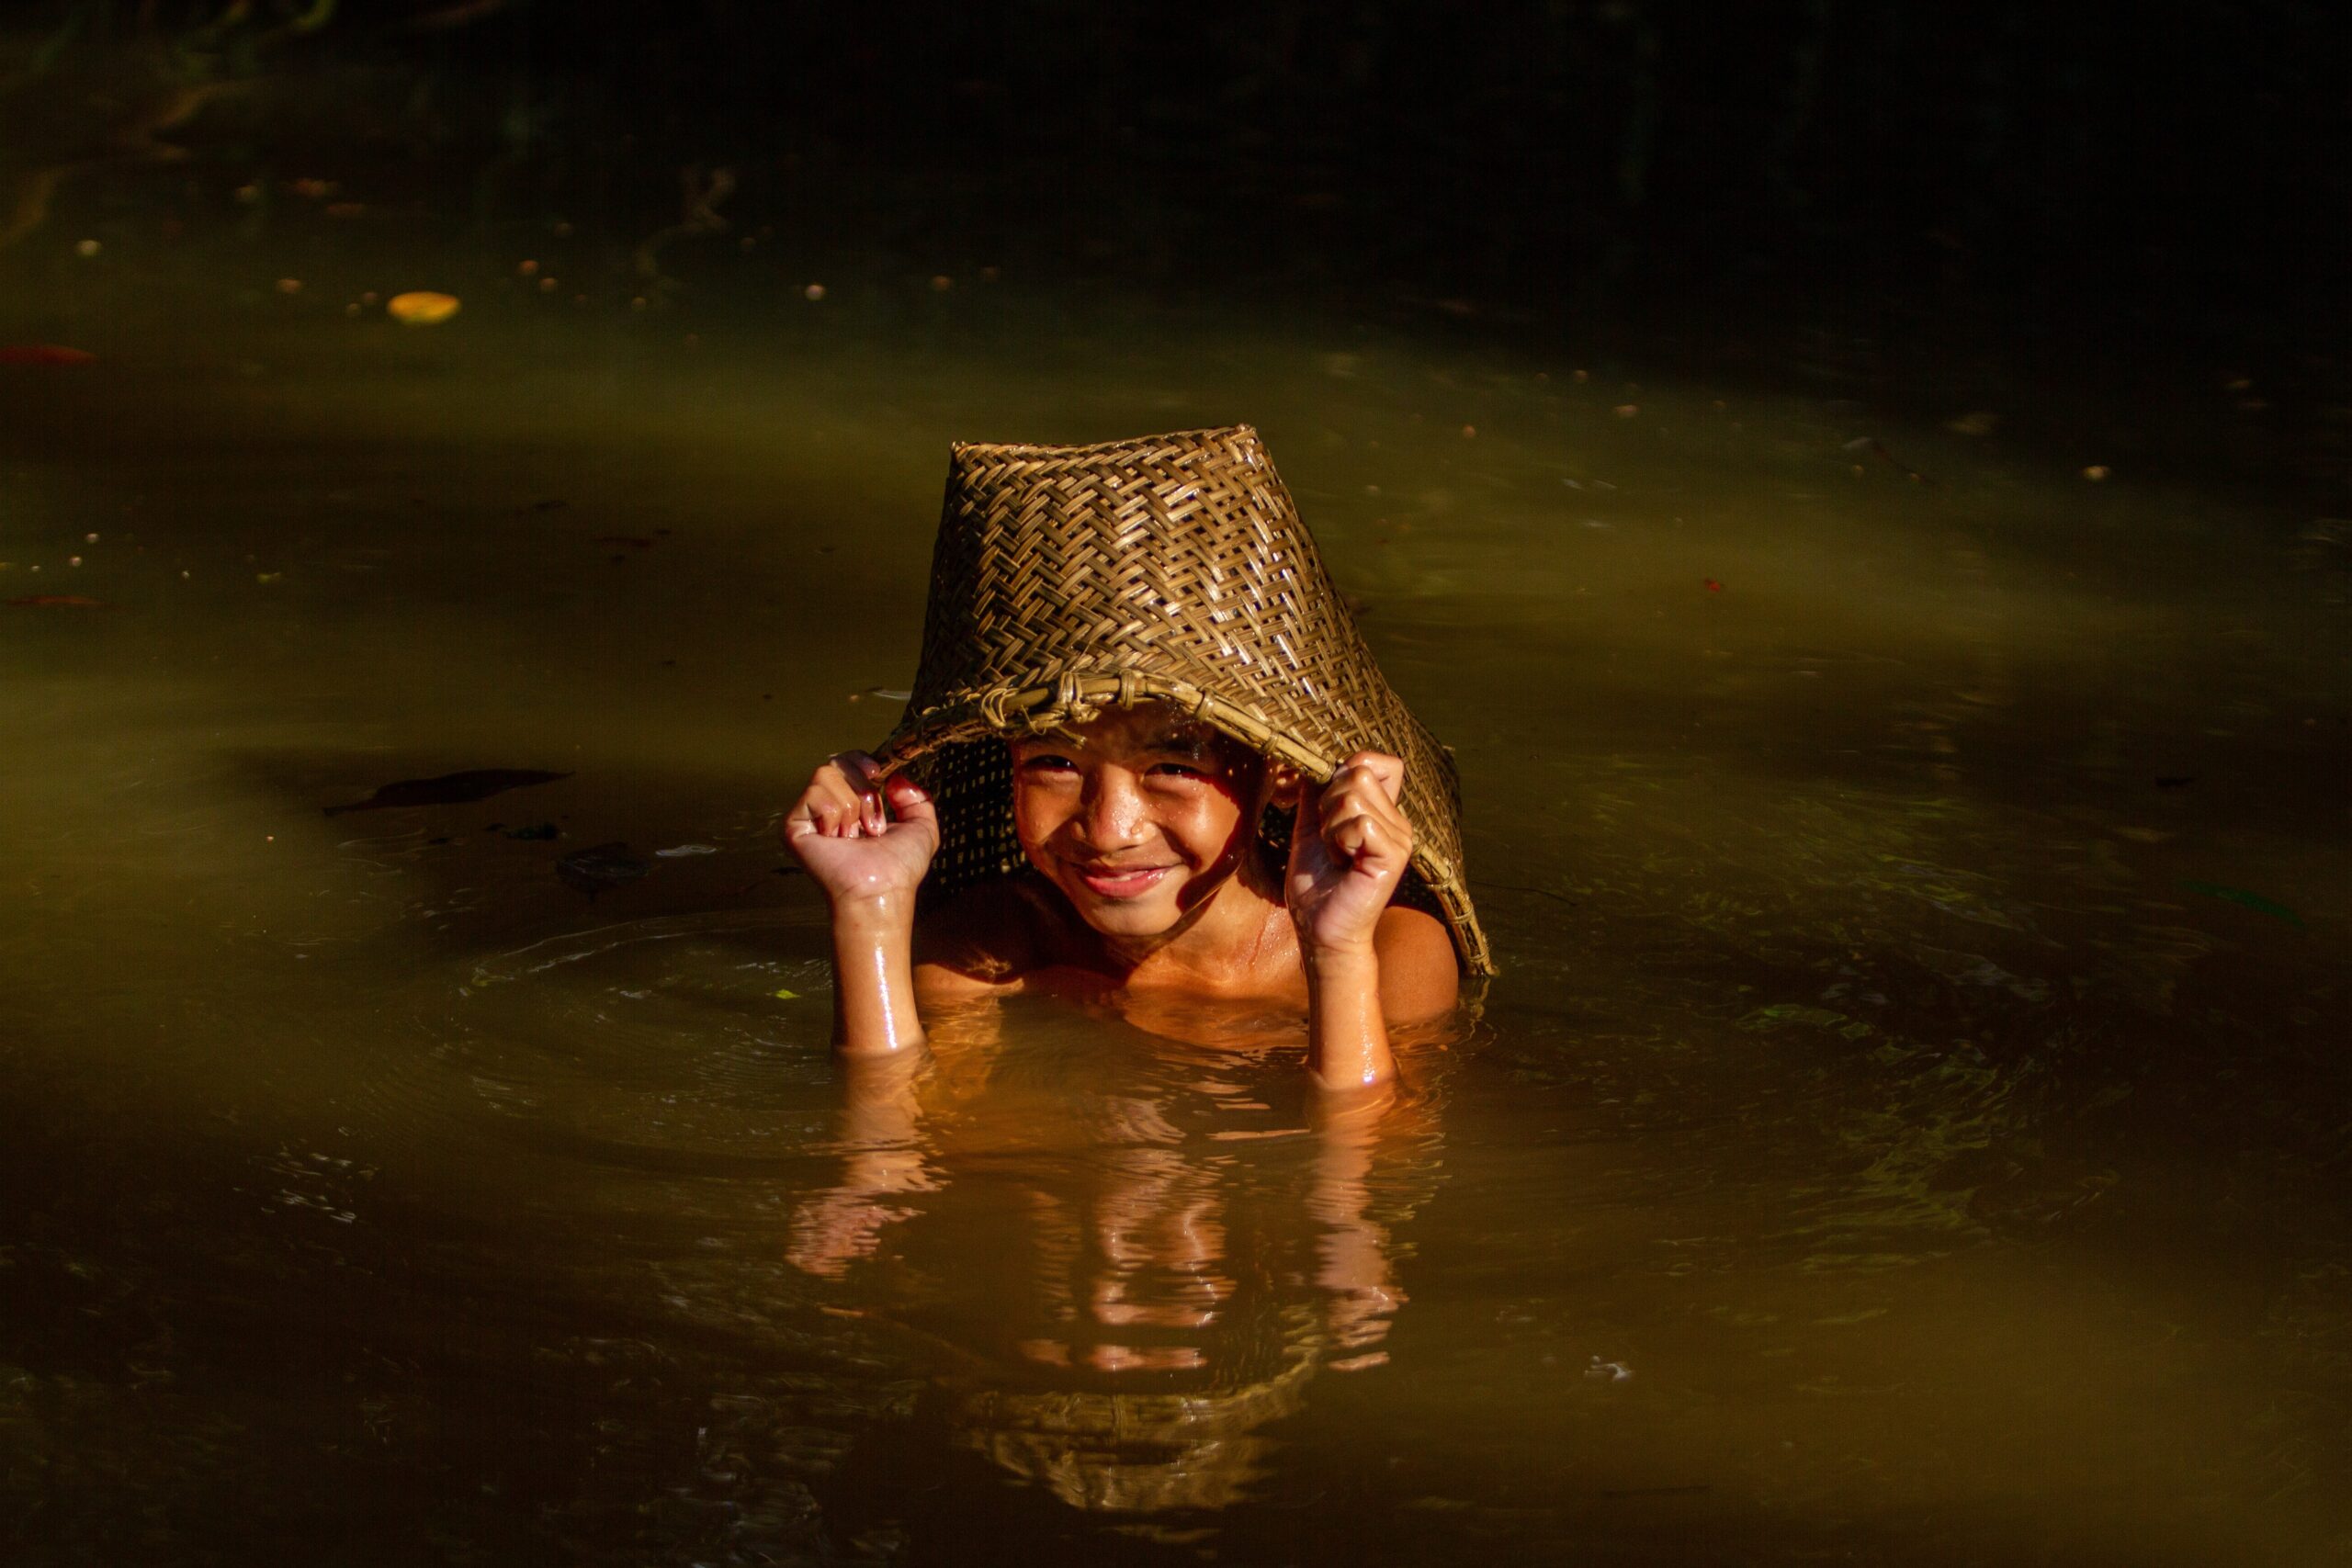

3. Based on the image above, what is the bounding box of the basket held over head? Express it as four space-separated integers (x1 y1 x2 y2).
874 424 1493 976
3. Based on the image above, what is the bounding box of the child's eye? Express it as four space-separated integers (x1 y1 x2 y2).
1020 753 1077 773
1147 761 1204 778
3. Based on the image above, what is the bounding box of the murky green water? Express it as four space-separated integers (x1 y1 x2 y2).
5 243 2349 1564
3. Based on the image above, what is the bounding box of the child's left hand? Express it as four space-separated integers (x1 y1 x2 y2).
1285 750 1413 958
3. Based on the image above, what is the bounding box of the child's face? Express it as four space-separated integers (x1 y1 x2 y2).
1009 705 1272 940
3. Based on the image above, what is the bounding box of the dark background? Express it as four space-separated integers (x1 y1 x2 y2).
363 0 2349 341
8 1 2352 477
20 2 2352 320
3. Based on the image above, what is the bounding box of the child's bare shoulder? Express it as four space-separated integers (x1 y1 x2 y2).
1376 904 1461 1022
911 874 1063 997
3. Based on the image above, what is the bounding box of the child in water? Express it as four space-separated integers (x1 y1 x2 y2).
784 426 1493 1089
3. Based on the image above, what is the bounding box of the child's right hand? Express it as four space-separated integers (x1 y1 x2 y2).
783 751 940 909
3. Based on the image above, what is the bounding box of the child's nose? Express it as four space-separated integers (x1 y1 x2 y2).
1077 769 1148 848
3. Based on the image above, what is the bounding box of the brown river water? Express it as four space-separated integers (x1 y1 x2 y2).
4 245 2349 1565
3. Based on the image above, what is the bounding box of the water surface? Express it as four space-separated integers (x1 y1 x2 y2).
5 245 2349 1564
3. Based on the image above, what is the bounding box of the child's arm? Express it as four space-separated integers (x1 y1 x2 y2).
783 752 940 1055
1288 752 1461 1091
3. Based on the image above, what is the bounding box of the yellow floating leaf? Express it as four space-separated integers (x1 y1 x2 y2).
772 987 798 1000
387 291 461 326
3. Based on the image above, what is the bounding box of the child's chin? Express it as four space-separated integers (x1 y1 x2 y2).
1080 908 1176 936
1074 895 1183 936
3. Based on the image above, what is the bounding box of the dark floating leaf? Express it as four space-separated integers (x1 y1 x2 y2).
558 841 652 897
324 768 570 817
2180 879 2304 929
501 822 559 840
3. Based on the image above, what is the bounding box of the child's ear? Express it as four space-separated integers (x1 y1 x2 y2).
1263 761 1304 806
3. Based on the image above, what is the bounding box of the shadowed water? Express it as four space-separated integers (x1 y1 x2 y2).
4 242 2349 1565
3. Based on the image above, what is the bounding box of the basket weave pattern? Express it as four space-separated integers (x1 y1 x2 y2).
876 426 1492 975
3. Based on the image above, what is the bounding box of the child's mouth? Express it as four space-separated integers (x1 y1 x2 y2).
1073 863 1174 899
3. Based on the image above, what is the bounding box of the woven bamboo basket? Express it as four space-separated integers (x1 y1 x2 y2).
874 425 1492 976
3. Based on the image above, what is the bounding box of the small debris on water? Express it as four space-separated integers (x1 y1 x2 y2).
496 823 559 840
1703 578 1724 593
386 291 460 325
2082 464 2111 481
1586 1358 1634 1382
75 239 100 257
1612 403 1639 418
803 283 826 300
7 594 107 608
1945 411 2001 435
655 844 718 857
772 987 799 999
2180 879 2302 928
1843 435 1928 483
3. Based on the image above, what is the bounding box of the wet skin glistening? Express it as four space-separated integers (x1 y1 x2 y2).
783 703 1460 1089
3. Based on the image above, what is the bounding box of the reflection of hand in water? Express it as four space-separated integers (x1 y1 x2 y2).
1313 1086 1406 1369
787 1002 1007 1278
785 1048 937 1279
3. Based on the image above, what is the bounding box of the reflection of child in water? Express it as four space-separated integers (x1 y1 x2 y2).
786 1029 1445 1513
783 426 1493 1089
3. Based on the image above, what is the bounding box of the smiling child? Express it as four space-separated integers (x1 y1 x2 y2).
784 426 1492 1089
